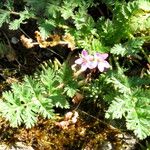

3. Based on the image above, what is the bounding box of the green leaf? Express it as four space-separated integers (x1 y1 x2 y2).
24 0 49 15
111 43 127 56
37 98 54 119
50 91 69 109
106 87 150 139
111 38 145 56
60 1 75 19
125 38 145 54
38 19 56 39
9 19 22 30
21 105 38 128
105 97 127 119
126 102 150 140
106 76 131 94
129 76 150 87
64 85 77 98
9 9 34 30
46 2 60 18
91 39 102 52
0 96 23 127
4 0 14 11
0 10 10 27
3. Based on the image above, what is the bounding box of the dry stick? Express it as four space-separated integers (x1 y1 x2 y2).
0 9 19 15
77 108 120 131
46 47 63 59
2 31 12 51
73 100 82 111
19 27 32 39
2 31 22 68
20 27 63 58
0 9 37 19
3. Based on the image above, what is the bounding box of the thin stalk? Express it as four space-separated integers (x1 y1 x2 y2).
0 8 19 15
0 9 37 19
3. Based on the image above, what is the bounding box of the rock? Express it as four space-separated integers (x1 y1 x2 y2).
0 142 34 150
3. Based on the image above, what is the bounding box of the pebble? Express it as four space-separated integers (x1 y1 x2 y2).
0 142 34 150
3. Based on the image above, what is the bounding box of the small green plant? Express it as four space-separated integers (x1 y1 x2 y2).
0 60 79 128
105 68 150 140
85 67 150 140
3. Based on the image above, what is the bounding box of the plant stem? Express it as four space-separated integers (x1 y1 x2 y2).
0 9 37 19
0 9 19 15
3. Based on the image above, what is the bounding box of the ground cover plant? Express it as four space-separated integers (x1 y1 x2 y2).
0 0 150 149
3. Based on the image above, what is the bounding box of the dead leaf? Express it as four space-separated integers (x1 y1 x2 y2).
35 31 49 48
72 92 84 104
35 31 61 48
71 111 79 123
20 35 34 49
63 33 75 50
64 112 73 121
49 34 61 47
55 121 70 129
6 77 18 84
6 50 16 61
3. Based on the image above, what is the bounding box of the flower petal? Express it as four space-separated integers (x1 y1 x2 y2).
94 53 101 59
101 53 108 59
95 53 108 60
98 62 106 72
75 58 83 64
86 55 94 61
81 50 88 57
81 63 88 71
98 64 104 72
103 61 110 68
87 61 97 69
98 61 110 72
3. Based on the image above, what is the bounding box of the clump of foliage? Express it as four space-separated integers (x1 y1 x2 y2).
0 60 78 128
0 0 149 141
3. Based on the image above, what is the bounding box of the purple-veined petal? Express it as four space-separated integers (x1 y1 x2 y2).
87 61 97 69
86 55 94 61
94 53 104 61
95 53 108 60
81 62 88 71
75 58 83 64
94 53 101 58
101 53 108 59
81 50 88 57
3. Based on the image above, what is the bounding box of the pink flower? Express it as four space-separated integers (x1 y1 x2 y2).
75 50 97 71
94 53 110 72
74 50 110 72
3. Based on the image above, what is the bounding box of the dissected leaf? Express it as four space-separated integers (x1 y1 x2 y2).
0 10 10 27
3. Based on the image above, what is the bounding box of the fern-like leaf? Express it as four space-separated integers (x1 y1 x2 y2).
0 10 10 27
111 43 126 56
111 38 145 56
105 96 127 119
126 89 150 139
105 69 150 139
9 9 34 30
38 19 56 39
